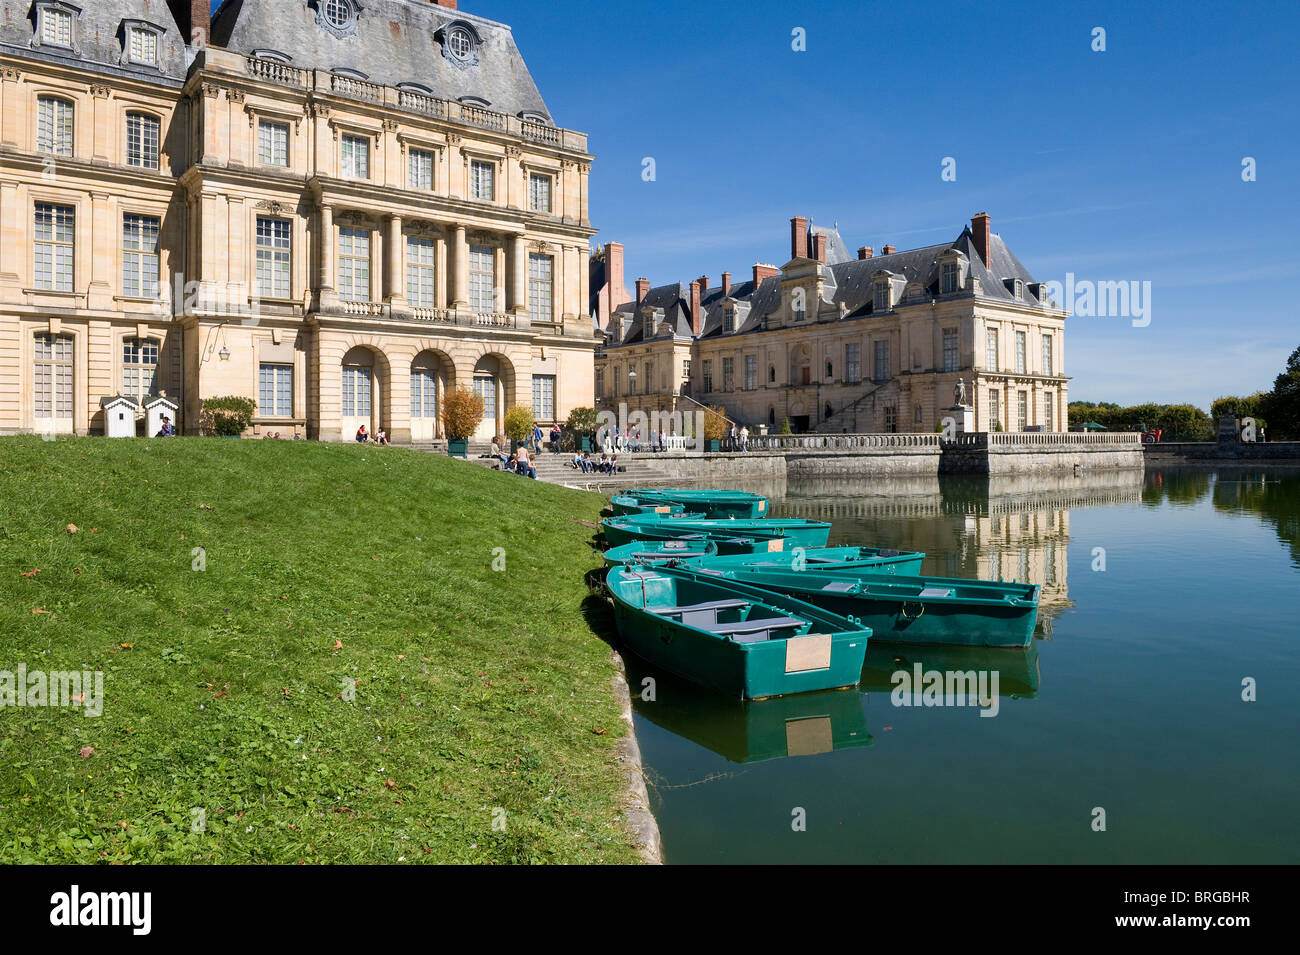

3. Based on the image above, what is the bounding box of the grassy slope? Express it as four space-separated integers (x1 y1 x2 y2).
0 436 636 864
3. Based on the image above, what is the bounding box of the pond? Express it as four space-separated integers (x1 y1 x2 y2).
628 468 1300 863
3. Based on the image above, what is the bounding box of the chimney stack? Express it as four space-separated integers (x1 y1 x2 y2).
167 0 212 42
721 271 731 297
635 277 649 305
605 242 624 306
753 263 779 286
690 280 703 337
435 0 459 10
971 212 991 267
857 246 873 260
812 233 827 263
882 243 896 255
698 275 709 296
790 216 809 261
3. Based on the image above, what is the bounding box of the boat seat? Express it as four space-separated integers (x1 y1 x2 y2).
708 616 806 641
647 598 750 628
820 580 857 592
918 587 953 598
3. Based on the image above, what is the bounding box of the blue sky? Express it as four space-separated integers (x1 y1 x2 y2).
219 1 1300 408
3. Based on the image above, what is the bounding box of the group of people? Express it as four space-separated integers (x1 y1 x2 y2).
261 430 302 441
590 426 671 455
568 451 620 474
726 423 751 452
354 424 391 445
491 437 536 478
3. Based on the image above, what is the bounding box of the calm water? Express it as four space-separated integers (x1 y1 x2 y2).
629 468 1300 863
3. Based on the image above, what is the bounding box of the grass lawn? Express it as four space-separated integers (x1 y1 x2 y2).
0 436 639 864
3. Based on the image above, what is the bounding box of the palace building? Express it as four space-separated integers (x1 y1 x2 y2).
0 0 597 440
592 213 1069 434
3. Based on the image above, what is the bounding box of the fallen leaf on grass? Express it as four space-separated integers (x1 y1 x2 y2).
212 691 228 698
119 643 133 649
592 728 609 736
197 504 212 510
66 524 78 534
31 607 51 615
79 746 94 758
383 779 399 790
21 568 39 578
333 640 343 649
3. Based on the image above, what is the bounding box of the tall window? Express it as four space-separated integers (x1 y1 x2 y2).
528 173 551 213
942 329 959 373
255 217 291 299
125 112 160 169
1044 393 1054 432
41 7 72 46
258 363 292 417
410 366 438 419
1017 391 1028 431
528 253 552 323
845 343 861 384
702 359 713 393
986 328 999 371
595 367 604 398
874 340 890 381
122 337 159 402
723 308 736 334
643 362 654 393
408 148 433 190
941 261 958 294
406 236 435 307
341 134 369 178
1042 334 1054 376
128 27 157 65
470 160 495 200
258 120 288 167
473 376 495 415
121 213 160 299
469 245 494 312
722 356 735 392
342 366 371 417
532 375 555 419
37 96 73 156
744 355 757 391
337 227 370 302
988 388 1000 430
1015 331 1026 374
34 202 74 292
34 333 73 420
627 367 636 396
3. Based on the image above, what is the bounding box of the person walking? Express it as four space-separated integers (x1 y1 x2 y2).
740 425 750 452
728 423 737 452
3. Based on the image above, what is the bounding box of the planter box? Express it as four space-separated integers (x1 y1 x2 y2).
447 438 469 458
707 439 721 452
580 436 592 453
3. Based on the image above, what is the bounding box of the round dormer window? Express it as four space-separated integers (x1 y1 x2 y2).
323 0 353 30
447 27 473 60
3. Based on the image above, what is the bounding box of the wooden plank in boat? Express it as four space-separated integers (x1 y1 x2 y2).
786 633 832 672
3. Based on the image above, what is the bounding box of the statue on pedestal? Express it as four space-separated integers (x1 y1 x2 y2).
954 378 967 407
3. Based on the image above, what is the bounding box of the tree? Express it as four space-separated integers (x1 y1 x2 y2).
565 406 598 435
503 405 534 443
1260 346 1300 439
200 396 257 436
441 388 485 441
702 405 729 441
779 416 793 435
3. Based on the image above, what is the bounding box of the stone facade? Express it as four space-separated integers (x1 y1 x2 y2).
0 0 598 441
594 213 1069 436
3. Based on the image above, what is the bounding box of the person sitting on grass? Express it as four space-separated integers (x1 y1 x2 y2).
355 424 368 443
376 429 390 446
515 444 537 479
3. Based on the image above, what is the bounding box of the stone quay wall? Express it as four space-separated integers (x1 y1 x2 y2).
1143 441 1300 467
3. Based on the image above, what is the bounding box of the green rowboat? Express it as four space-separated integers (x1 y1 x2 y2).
685 545 925 577
606 564 871 699
601 517 789 553
603 538 720 567
605 513 832 548
622 488 770 519
608 495 694 517
688 565 1040 648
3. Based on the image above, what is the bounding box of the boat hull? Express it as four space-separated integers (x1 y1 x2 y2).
603 539 720 567
623 489 770 520
689 545 925 577
608 514 831 548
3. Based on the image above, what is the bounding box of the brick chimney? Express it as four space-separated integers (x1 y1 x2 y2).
812 233 827 263
721 271 731 297
435 0 459 9
971 212 991 266
635 277 649 305
753 263 779 286
698 275 709 296
690 279 703 337
167 0 212 42
857 246 873 260
790 216 809 261
882 243 896 255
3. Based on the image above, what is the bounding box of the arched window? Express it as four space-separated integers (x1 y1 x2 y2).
341 349 373 418
122 337 158 402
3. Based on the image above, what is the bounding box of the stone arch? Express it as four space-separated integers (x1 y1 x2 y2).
408 346 456 441
338 341 392 441
468 350 518 442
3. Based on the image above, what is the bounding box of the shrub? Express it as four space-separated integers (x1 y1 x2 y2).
442 388 485 441
779 416 792 435
565 406 599 435
200 396 257 437
503 405 535 442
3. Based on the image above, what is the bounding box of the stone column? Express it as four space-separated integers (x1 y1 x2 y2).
318 203 334 292
387 215 404 304
371 223 384 304
452 225 468 309
494 245 506 313
0 66 22 148
510 234 528 317
435 234 447 308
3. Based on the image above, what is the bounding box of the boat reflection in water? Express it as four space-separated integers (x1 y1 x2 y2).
624 641 1041 764
623 654 871 764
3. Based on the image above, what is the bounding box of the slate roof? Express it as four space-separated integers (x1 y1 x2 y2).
212 0 553 122
0 1 191 84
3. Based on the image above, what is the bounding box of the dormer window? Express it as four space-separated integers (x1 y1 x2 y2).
127 26 158 66
438 21 481 68
874 282 891 312
447 27 474 60
941 262 958 294
724 306 736 334
642 311 654 339
315 0 358 39
38 3 74 48
938 250 968 296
